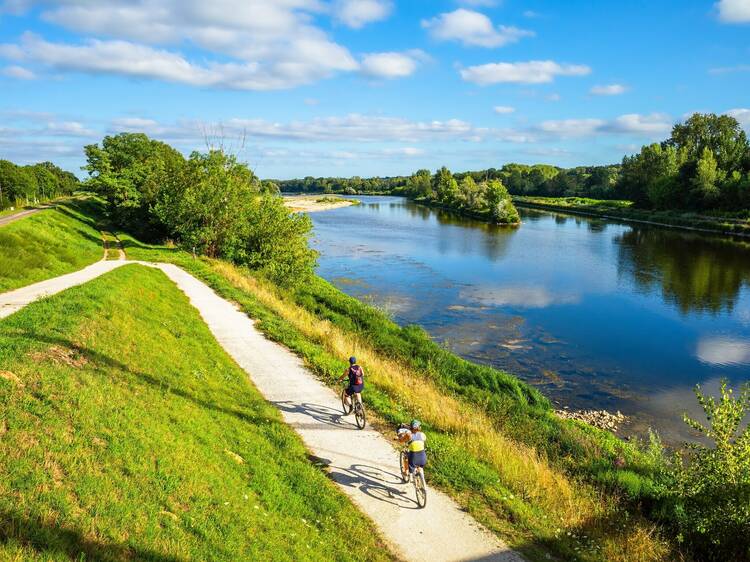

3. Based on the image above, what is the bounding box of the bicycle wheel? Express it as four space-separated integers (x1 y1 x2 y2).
415 469 427 508
399 451 409 483
341 388 353 415
354 401 366 429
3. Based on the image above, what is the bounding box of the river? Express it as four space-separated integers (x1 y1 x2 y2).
309 196 750 443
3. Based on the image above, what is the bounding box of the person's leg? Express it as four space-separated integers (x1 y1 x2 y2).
355 392 362 405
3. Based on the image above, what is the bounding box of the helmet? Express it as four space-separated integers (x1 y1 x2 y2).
349 356 357 364
410 419 421 430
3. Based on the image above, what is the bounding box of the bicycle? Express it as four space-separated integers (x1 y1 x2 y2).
340 385 366 430
399 447 427 508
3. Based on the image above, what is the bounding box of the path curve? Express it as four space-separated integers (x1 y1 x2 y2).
0 261 524 562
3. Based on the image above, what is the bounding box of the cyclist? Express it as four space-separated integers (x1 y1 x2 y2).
337 356 364 413
398 419 427 477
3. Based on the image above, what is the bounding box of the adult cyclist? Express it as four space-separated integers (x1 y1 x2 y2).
338 356 364 413
398 419 427 477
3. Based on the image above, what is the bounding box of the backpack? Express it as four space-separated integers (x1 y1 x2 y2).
349 365 364 386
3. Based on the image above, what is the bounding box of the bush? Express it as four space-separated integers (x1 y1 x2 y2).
664 381 750 561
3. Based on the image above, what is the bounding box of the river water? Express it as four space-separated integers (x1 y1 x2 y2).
309 196 750 443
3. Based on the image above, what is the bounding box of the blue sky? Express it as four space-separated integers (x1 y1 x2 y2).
1 0 749 179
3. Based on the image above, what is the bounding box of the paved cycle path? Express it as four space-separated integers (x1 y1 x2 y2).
0 261 524 562
0 206 46 227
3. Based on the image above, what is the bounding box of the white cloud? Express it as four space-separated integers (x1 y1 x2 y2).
537 113 672 138
696 336 750 366
590 83 627 96
457 0 498 7
44 120 96 136
537 118 605 137
460 60 591 85
360 51 421 79
334 0 392 28
727 108 750 126
716 0 750 23
2 64 35 79
605 113 672 134
422 9 533 48
493 105 515 114
1 32 358 90
0 1 370 90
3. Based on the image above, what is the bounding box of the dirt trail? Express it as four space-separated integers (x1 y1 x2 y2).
0 207 46 227
0 261 524 562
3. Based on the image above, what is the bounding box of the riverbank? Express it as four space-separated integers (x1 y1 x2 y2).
513 196 750 237
119 235 679 562
283 194 359 213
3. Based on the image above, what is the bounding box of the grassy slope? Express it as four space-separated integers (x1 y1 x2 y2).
514 196 750 236
0 198 105 292
0 264 391 561
120 235 675 562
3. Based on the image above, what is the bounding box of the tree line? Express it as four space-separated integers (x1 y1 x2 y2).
277 113 750 213
84 133 316 285
0 160 79 210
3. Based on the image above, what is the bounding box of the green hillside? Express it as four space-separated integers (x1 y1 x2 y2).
0 199 104 292
0 264 390 561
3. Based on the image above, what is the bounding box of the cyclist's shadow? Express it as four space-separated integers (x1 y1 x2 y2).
272 400 353 429
329 463 421 509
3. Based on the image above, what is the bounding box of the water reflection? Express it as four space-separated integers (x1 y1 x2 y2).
696 336 750 366
311 197 750 444
615 227 750 314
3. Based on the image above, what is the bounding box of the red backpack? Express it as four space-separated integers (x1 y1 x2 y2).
348 365 364 386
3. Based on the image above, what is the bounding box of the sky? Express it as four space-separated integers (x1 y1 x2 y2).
0 0 749 180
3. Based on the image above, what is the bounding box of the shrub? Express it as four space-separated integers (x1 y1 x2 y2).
664 381 750 561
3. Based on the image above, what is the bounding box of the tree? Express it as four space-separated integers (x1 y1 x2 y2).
407 169 432 198
433 167 459 204
691 147 721 208
669 113 748 174
484 179 520 224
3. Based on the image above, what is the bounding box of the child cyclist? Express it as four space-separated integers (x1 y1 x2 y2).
337 356 364 412
398 419 427 478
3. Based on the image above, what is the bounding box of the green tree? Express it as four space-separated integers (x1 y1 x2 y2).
433 167 459 204
691 147 721 208
670 113 748 174
484 179 520 224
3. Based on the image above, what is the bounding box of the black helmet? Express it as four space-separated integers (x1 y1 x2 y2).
349 356 357 364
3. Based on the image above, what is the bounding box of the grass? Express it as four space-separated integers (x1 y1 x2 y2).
514 196 750 237
119 234 677 562
0 264 392 561
0 198 105 292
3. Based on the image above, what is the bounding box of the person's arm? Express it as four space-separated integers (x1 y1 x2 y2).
337 367 349 382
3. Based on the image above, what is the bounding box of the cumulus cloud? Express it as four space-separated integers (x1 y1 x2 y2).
0 1 378 89
334 0 392 28
1 32 358 90
493 105 515 114
590 83 627 96
460 60 591 85
422 9 533 48
716 0 750 23
360 50 424 79
2 64 35 79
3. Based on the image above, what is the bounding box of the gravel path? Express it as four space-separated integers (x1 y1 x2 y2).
0 261 524 562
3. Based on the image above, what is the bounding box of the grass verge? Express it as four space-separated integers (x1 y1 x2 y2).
0 264 392 561
514 196 750 237
0 198 105 292
119 234 677 562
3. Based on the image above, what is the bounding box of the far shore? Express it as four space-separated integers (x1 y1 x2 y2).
283 194 358 213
